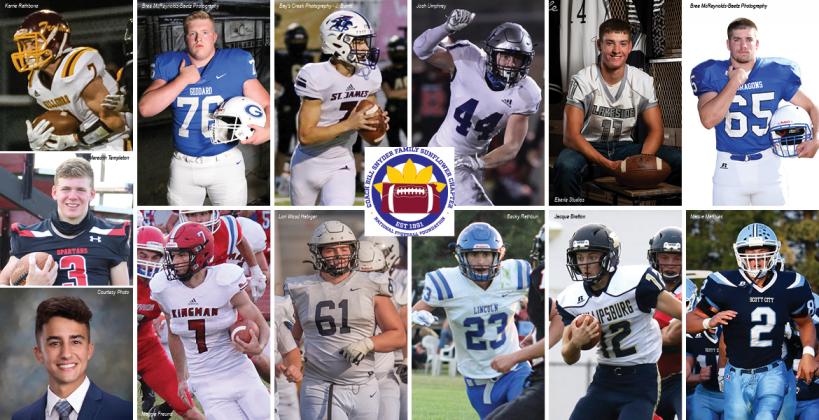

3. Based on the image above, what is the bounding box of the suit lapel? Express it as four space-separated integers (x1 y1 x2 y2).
76 382 102 420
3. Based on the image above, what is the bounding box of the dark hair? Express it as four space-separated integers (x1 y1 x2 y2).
598 18 632 42
727 18 757 39
35 296 92 342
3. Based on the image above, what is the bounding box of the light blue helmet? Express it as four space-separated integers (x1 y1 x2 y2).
680 277 698 312
455 222 504 282
733 223 781 279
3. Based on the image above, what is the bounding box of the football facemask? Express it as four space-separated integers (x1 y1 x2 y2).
320 11 380 70
733 223 781 279
770 104 813 157
11 10 70 73
210 96 266 144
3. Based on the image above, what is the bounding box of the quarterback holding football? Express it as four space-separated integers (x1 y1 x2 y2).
138 10 271 206
413 9 541 205
12 9 129 151
289 10 390 206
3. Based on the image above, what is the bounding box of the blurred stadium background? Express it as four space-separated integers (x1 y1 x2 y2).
0 152 133 271
0 1 132 151
548 210 681 419
0 288 133 417
273 0 408 205
410 210 544 419
412 1 545 205
137 0 271 204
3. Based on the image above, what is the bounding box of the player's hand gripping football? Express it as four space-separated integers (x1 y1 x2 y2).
344 107 389 133
232 325 263 356
603 159 623 174
797 352 817 383
25 254 58 286
178 59 201 85
411 310 438 327
340 337 374 365
445 9 475 34
570 315 600 349
26 119 54 150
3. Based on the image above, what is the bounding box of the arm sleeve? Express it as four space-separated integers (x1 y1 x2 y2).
151 54 171 82
556 303 575 326
412 23 450 60
9 224 22 258
565 74 590 112
114 223 132 264
690 61 719 96
635 268 665 313
695 276 722 316
294 66 323 100
239 49 257 81
421 271 444 307
789 277 815 317
276 321 298 354
781 60 802 102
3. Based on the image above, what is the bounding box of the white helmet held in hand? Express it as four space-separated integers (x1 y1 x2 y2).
769 104 813 157
210 96 266 144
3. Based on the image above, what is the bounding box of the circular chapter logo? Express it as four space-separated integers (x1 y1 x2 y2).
364 147 455 236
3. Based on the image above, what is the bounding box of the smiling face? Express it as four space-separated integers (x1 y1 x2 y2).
185 18 217 61
34 316 94 397
52 176 94 224
598 31 631 72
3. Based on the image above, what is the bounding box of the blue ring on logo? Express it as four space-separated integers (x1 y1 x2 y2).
245 104 263 117
371 153 449 230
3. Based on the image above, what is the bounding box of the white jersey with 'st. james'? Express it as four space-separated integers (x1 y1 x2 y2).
150 263 250 378
429 41 541 156
566 64 658 143
422 259 531 378
286 270 391 385
293 61 382 159
557 265 664 366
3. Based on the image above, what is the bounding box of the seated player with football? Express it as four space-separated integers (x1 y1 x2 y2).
552 18 681 204
0 157 130 286
12 9 129 151
289 10 390 206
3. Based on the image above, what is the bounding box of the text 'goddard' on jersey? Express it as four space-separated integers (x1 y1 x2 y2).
557 265 665 366
152 48 257 157
697 269 813 369
422 259 531 379
691 57 801 155
11 218 130 286
428 41 541 156
285 270 391 385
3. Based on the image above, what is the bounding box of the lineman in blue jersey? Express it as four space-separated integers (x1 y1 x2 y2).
691 18 819 205
783 293 819 420
138 11 271 205
290 10 388 206
411 223 532 419
686 223 817 420
556 224 683 419
413 9 542 205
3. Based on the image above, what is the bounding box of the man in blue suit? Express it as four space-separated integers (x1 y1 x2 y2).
12 296 131 420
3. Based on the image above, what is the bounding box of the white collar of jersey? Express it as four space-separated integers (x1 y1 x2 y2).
739 269 777 293
595 64 628 103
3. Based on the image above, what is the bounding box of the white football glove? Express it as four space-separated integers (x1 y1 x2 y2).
249 265 267 301
102 93 126 112
445 9 475 33
26 119 54 150
454 154 486 171
340 337 374 365
411 310 438 327
718 367 725 392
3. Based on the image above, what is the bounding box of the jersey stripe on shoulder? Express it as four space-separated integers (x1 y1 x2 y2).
432 270 453 299
224 216 239 255
787 273 805 289
62 47 93 78
89 226 127 236
515 260 525 289
710 272 736 287
12 223 52 238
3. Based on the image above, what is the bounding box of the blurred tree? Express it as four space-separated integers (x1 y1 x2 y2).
687 211 819 291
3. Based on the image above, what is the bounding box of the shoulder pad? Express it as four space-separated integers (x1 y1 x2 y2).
60 47 103 80
214 263 245 287
149 271 171 295
284 274 319 291
557 282 587 309
606 265 655 295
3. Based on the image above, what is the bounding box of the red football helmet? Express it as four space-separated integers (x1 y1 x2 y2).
11 9 71 73
165 222 214 281
137 226 166 279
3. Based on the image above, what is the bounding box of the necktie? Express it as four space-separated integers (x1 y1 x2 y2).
55 400 72 420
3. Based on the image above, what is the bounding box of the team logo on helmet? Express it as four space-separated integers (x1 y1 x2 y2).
329 16 354 32
364 147 454 236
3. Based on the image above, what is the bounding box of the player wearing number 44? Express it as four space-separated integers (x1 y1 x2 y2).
412 222 533 419
290 10 390 206
687 223 817 420
138 10 271 206
553 18 681 203
556 224 683 419
413 9 541 205
0 157 130 286
691 18 819 205
285 221 405 420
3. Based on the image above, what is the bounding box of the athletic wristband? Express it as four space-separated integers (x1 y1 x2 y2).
702 317 712 330
804 347 816 357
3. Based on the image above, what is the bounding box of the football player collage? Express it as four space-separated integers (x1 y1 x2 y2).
0 0 816 419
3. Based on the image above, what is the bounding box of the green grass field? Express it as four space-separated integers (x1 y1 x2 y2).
411 371 478 420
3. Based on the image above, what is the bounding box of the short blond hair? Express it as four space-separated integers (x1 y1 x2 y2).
55 157 94 189
184 10 215 34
